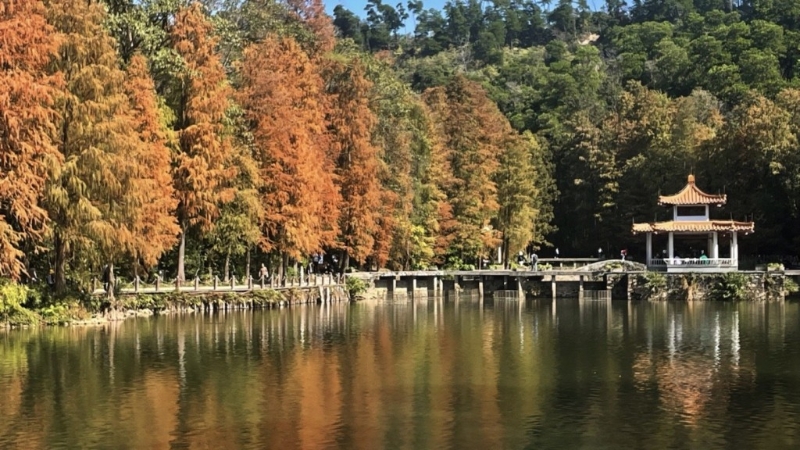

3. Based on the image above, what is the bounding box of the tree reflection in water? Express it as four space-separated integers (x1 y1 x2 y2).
0 300 799 448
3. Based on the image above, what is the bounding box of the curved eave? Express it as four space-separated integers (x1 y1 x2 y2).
632 221 755 234
657 184 727 206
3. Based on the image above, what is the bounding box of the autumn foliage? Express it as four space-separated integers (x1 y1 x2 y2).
169 2 235 280
238 36 339 264
0 0 552 290
0 0 61 279
124 54 179 267
424 76 507 263
45 0 169 292
326 58 383 267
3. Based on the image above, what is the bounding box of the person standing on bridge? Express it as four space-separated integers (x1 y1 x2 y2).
530 252 539 271
102 264 111 292
555 248 560 259
259 264 269 282
517 251 526 268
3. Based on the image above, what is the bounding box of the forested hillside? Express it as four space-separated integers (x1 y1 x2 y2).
2 0 800 294
334 0 800 259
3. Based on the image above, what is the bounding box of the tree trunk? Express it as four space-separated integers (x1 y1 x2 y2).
280 252 288 286
245 246 251 279
177 223 186 282
106 262 115 301
502 234 510 269
224 248 230 282
54 232 67 295
343 252 350 274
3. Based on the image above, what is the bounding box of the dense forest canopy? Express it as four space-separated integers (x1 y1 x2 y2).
333 0 800 257
2 0 800 295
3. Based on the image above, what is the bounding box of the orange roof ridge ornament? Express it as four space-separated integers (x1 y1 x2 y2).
658 174 727 206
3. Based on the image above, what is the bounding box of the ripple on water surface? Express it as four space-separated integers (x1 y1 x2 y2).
2 299 800 449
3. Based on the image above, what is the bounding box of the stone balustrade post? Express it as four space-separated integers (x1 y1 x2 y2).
194 277 199 291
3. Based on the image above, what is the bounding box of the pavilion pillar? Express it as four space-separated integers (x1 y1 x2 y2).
712 232 719 259
645 233 652 265
732 232 738 263
668 232 674 260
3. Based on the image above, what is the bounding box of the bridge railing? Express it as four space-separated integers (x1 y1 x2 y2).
93 272 346 295
537 258 601 269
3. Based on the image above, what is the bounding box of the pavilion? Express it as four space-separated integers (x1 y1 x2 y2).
632 175 754 272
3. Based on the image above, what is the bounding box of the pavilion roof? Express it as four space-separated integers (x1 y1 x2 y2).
632 220 754 234
658 175 726 206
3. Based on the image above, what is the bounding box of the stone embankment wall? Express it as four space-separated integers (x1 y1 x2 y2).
629 272 787 302
363 271 789 302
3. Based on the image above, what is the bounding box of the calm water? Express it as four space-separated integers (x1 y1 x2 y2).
2 297 800 449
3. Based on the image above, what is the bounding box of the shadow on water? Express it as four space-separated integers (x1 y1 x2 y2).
2 299 800 448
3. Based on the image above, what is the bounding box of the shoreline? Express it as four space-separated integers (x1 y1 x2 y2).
2 285 352 330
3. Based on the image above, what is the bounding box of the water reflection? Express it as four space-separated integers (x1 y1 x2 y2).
1 300 800 448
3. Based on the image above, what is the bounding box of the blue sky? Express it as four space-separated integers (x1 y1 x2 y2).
323 1 606 19
324 0 449 27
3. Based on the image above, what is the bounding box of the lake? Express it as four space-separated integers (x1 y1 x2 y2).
2 296 800 449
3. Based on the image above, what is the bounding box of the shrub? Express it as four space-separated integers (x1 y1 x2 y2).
162 291 202 307
785 277 799 294
443 256 475 270
711 273 748 301
643 272 667 294
1 282 39 326
39 301 89 325
252 289 284 305
345 276 367 299
767 262 785 271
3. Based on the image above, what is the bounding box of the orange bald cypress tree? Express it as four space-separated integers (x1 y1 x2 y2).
124 54 179 269
238 36 339 273
0 0 62 279
286 0 336 56
170 2 234 281
45 0 157 294
326 58 382 269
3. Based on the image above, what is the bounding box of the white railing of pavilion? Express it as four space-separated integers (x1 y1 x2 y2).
648 258 736 268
